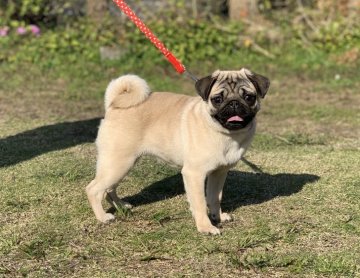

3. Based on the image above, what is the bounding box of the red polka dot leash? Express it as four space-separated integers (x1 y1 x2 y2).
112 0 198 82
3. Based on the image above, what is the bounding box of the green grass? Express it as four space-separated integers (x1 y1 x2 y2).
0 45 359 277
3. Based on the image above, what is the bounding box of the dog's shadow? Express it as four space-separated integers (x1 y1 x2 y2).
0 118 100 168
123 171 319 211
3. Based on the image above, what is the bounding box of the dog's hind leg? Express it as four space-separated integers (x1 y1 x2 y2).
106 189 133 209
86 155 136 223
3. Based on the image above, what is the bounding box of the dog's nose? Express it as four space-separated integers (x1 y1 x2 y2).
229 100 240 109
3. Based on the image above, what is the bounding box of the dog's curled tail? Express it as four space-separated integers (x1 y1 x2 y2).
104 75 151 110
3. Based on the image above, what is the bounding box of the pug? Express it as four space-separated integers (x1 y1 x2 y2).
86 68 270 235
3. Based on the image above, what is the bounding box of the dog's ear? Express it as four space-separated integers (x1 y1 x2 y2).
195 75 217 101
246 71 270 98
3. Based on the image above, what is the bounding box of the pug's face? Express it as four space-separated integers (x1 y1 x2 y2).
196 68 270 130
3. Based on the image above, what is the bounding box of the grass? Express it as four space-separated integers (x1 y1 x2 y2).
0 44 359 277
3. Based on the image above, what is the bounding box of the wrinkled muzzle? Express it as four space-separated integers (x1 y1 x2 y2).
214 99 256 130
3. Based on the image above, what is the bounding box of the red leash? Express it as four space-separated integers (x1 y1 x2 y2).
112 0 198 81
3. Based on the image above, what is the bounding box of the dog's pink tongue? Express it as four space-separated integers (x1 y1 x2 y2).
227 115 243 122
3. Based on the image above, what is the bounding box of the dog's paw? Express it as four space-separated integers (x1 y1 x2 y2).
197 224 221 235
99 213 115 223
120 200 133 209
210 212 233 224
220 213 233 223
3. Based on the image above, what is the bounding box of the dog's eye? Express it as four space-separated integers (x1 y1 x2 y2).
244 94 256 105
211 95 223 105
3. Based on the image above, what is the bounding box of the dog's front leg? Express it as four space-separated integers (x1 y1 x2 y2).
181 167 220 235
206 168 233 224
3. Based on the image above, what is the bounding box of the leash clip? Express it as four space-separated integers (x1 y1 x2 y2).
184 70 199 83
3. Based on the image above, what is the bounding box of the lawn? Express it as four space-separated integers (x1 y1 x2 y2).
0 47 359 277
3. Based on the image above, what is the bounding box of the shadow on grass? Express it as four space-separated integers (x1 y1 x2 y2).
123 171 319 211
123 174 185 206
0 118 100 168
222 171 320 211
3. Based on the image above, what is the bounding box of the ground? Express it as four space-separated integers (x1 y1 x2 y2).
0 49 359 277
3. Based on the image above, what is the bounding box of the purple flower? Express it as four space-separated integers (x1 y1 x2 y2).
29 24 41 36
17 26 27 35
0 26 9 37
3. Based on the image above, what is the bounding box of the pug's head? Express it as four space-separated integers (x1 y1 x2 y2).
195 68 270 130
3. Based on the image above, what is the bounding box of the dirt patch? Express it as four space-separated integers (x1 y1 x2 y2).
333 48 360 65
